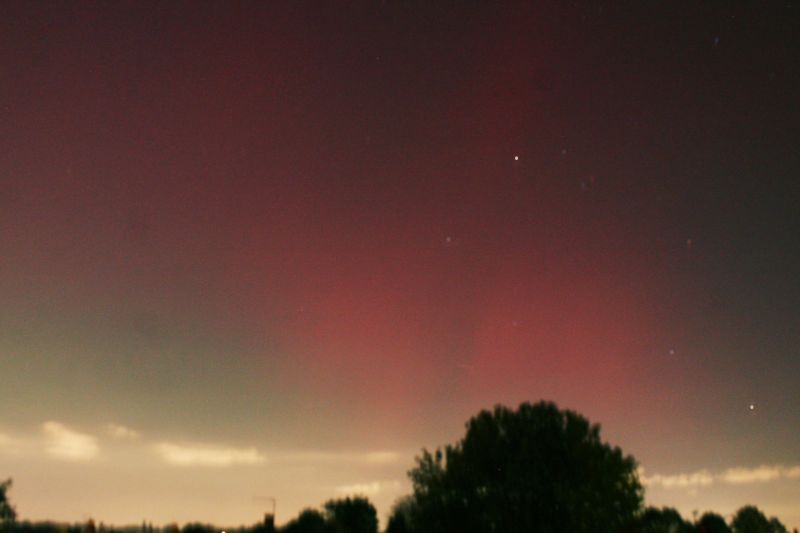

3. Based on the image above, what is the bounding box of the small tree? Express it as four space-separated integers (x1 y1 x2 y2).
697 512 732 533
281 509 328 533
635 507 693 532
731 506 771 533
0 479 16 532
768 517 788 533
323 497 377 533
181 524 215 533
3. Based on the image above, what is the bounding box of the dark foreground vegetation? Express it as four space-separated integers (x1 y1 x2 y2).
1 402 793 533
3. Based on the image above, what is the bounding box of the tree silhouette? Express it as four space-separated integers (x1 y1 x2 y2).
323 497 377 533
384 514 409 533
696 512 732 533
405 401 643 533
281 509 329 533
181 524 215 533
0 479 16 532
385 497 415 533
634 507 693 532
731 506 785 533
768 518 788 533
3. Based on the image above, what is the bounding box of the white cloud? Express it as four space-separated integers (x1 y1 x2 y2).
785 466 800 479
279 450 403 465
720 465 800 484
642 464 800 490
335 482 382 495
334 480 402 496
156 442 266 467
640 469 714 489
106 423 140 440
42 421 99 461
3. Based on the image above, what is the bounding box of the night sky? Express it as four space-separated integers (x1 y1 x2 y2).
1 1 799 529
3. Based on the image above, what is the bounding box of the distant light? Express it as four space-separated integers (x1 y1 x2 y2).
514 155 519 161
749 404 755 411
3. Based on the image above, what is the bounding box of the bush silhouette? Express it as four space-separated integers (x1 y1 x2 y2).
323 497 377 533
697 512 732 533
731 505 786 533
280 509 328 533
635 507 693 532
385 497 414 533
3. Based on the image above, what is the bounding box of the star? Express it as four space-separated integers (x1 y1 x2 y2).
749 404 755 411
514 155 519 161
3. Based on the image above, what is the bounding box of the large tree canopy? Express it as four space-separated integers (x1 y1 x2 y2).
404 401 643 533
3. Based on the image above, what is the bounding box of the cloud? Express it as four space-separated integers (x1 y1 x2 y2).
106 423 140 440
156 442 266 467
721 465 799 484
334 480 402 496
642 464 800 489
335 482 382 495
785 466 800 479
279 450 403 465
640 468 714 489
42 421 99 461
